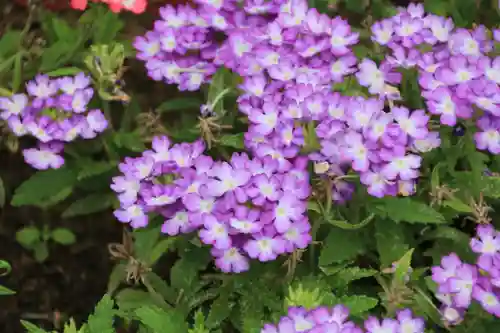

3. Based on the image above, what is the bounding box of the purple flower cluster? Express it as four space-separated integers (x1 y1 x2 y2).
432 224 500 323
371 4 500 155
261 305 425 333
111 135 311 273
0 73 107 169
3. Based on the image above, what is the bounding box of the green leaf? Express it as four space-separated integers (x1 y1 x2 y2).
325 213 375 230
338 295 378 315
11 167 78 207
87 294 115 333
113 132 146 152
483 177 500 198
51 228 76 245
0 176 5 208
218 133 244 149
20 320 49 333
207 68 233 116
442 198 473 213
40 41 76 71
370 197 445 224
326 266 378 289
92 10 124 44
375 219 409 268
12 52 22 92
0 30 22 58
424 0 449 16
76 160 117 180
156 97 202 113
33 242 49 263
52 17 76 41
170 257 200 291
0 260 12 276
115 289 156 312
150 238 176 266
107 263 127 294
61 193 115 218
394 248 414 284
16 226 41 248
46 67 84 77
319 228 365 266
135 305 188 332
206 293 232 328
0 285 15 295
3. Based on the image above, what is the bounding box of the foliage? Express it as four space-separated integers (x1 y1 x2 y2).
0 0 500 333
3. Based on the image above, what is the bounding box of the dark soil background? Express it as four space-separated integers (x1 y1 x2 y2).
0 0 419 332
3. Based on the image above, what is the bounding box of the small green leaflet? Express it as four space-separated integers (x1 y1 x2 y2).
51 228 77 245
370 197 445 224
11 167 78 207
338 295 378 315
218 133 244 149
319 228 366 266
375 219 409 268
135 305 188 332
156 97 202 113
61 193 116 218
87 294 115 333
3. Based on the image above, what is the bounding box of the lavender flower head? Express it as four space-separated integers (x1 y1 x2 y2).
261 305 425 332
111 135 312 273
0 73 107 169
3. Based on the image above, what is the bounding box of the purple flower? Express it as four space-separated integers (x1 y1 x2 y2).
392 107 429 139
206 161 251 197
396 309 425 333
22 142 64 170
447 263 478 308
114 204 148 228
472 284 500 317
364 317 398 333
329 17 359 55
212 247 249 273
244 235 284 261
199 215 232 249
474 115 500 154
272 194 304 233
161 210 191 235
371 19 394 45
0 94 28 120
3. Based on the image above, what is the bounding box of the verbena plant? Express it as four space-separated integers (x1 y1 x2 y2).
0 0 500 332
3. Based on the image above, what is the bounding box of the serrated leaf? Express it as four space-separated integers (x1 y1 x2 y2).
62 193 115 218
16 226 41 248
20 320 49 333
135 305 188 332
156 97 202 113
144 272 178 305
11 167 78 207
371 197 445 224
107 263 127 294
170 257 199 291
46 67 84 77
338 295 378 315
150 238 176 265
394 248 414 284
0 30 22 58
442 198 473 213
375 219 409 268
218 133 244 149
114 132 146 152
116 289 155 312
206 293 232 328
92 11 124 44
33 242 49 263
52 17 76 41
77 160 117 180
51 228 76 245
0 285 15 295
87 294 115 333
0 260 12 276
319 229 365 266
483 176 500 198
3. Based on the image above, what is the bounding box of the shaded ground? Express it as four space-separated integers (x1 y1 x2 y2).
0 152 124 332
